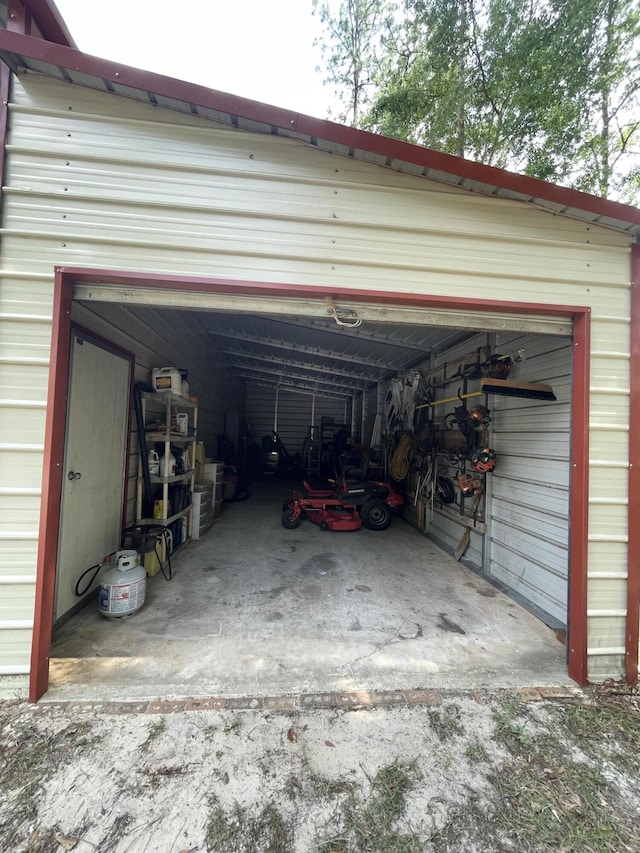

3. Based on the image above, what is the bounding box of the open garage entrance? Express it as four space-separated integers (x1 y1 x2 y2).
31 270 590 701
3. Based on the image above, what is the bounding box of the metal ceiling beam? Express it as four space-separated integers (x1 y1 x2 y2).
230 360 366 391
220 348 373 386
207 327 396 371
263 316 434 354
238 371 354 400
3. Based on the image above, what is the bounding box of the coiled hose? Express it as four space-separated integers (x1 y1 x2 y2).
390 433 412 481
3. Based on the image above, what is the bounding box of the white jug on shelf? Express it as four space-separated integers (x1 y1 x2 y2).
160 451 176 476
148 450 160 476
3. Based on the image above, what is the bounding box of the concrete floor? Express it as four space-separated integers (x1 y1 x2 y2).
47 479 573 701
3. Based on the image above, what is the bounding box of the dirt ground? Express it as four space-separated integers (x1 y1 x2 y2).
1 682 639 853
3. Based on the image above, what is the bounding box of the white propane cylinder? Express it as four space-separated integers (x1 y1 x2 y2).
152 367 182 395
98 550 146 619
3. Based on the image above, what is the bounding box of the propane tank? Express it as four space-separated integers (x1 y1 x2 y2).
98 550 146 619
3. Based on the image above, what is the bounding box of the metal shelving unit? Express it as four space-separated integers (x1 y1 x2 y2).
136 392 198 549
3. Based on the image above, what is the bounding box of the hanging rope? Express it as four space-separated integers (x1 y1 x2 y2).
325 296 362 328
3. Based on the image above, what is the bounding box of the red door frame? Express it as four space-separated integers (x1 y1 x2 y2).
31 266 595 700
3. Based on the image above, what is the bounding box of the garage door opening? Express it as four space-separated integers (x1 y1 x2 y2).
30 269 590 701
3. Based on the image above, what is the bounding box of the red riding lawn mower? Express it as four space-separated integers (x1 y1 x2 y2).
281 476 404 532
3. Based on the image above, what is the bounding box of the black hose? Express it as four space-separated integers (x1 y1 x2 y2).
134 381 154 518
75 563 103 597
74 549 118 596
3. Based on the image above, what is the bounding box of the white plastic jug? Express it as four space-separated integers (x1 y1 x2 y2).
160 452 176 476
148 450 160 476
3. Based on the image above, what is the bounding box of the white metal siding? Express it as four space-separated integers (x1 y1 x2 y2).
424 334 489 566
489 333 572 627
244 385 347 463
0 73 634 681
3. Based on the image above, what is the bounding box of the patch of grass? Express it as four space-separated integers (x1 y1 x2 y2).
428 690 640 851
317 761 425 853
445 693 640 853
494 698 534 750
428 798 490 853
310 775 356 799
0 715 97 850
551 700 640 776
141 715 166 751
464 741 490 764
205 795 291 852
426 703 465 741
223 718 241 734
96 812 135 851
491 756 635 852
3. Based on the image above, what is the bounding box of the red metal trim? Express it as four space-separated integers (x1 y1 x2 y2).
29 316 134 702
21 0 76 47
7 0 30 35
627 244 640 683
0 62 10 202
30 269 592 698
567 310 591 685
0 2 27 208
0 29 638 230
29 270 72 702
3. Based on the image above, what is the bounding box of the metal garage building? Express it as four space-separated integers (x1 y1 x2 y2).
0 1 639 701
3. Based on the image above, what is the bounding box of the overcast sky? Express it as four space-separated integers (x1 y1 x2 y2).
53 0 335 118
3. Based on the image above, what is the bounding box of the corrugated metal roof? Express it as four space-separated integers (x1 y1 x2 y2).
0 28 639 238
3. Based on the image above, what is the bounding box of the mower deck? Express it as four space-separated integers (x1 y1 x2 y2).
281 477 404 532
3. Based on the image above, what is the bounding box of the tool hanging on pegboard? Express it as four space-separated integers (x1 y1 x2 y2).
385 371 426 432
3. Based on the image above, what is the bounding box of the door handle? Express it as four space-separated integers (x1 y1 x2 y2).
67 471 82 480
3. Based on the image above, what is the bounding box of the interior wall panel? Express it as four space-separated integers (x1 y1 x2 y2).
488 332 572 627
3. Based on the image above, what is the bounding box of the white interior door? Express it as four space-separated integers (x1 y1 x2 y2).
54 333 131 621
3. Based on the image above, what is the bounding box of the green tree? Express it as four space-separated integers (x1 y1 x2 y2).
366 0 566 168
313 0 640 202
312 0 392 124
547 0 640 200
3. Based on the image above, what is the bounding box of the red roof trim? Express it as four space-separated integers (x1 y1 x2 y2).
22 0 76 48
0 28 638 228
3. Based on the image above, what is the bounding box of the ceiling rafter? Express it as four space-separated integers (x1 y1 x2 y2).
264 315 434 355
230 360 367 391
207 327 397 371
220 348 377 385
237 371 353 399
